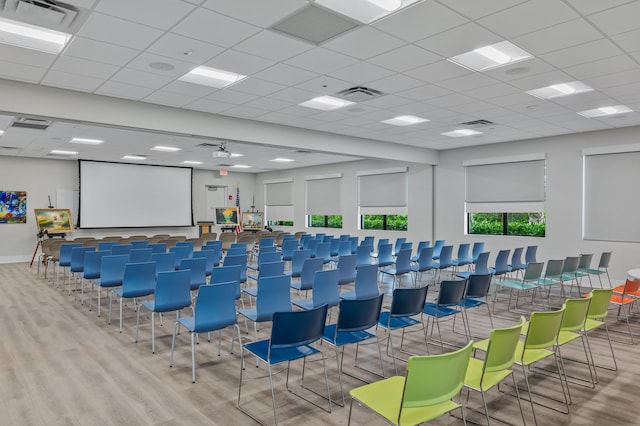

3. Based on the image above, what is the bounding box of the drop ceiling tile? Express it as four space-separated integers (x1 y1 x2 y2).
564 55 638 80
77 12 164 50
229 78 286 97
63 37 141 67
284 48 358 74
480 92 534 108
367 73 424 93
440 0 530 20
161 80 218 97
275 105 320 117
223 105 270 119
368 44 441 73
482 58 554 82
584 68 640 90
111 67 174 89
96 0 195 30
202 0 307 27
508 70 575 91
588 1 640 36
147 33 225 65
66 0 97 7
464 83 521 101
415 22 502 57
51 56 119 79
205 50 275 76
612 28 640 54
171 7 260 47
293 75 351 95
512 19 603 56
359 94 413 109
204 89 258 105
449 101 499 114
0 60 46 83
323 27 407 60
427 93 476 108
256 111 300 124
477 0 579 39
42 70 104 92
436 73 498 92
599 82 640 98
184 98 235 114
126 52 195 78
405 60 472 83
373 0 468 42
0 44 56 68
395 84 452 101
142 90 199 108
328 61 395 85
234 30 314 62
252 63 318 86
268 87 316 103
95 81 156 100
540 39 623 68
243 97 291 111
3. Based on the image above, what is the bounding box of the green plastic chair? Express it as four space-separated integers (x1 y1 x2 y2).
582 288 617 373
557 294 596 388
464 319 526 425
348 341 473 426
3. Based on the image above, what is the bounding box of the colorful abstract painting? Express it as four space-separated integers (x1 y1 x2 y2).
0 190 27 224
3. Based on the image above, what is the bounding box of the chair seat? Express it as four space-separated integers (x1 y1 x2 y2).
537 278 561 286
95 278 121 288
244 339 319 365
140 299 189 313
378 312 421 331
380 267 398 275
461 297 486 308
584 318 605 332
610 294 636 305
177 316 235 334
410 266 432 273
242 287 257 297
557 330 582 346
292 298 313 310
340 290 381 300
455 271 472 279
464 357 512 392
422 303 460 318
350 376 460 425
323 324 376 347
284 270 301 278
495 280 537 290
113 287 153 299
247 273 258 282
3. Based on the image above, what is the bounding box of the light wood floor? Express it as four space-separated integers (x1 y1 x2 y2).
1 263 639 425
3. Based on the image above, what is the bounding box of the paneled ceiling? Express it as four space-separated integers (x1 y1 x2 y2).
0 0 639 171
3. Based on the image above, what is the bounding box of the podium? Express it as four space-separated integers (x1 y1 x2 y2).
196 222 214 236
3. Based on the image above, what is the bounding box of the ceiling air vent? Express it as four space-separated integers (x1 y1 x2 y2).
0 146 20 151
460 119 495 128
271 4 359 45
0 0 84 31
336 86 384 102
295 150 312 154
11 117 52 130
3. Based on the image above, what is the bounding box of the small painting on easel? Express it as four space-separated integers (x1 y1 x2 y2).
34 209 74 233
242 212 264 231
0 190 27 224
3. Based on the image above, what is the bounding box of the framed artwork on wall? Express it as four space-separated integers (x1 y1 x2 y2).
0 190 27 224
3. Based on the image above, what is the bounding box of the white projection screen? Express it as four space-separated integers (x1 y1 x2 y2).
79 161 193 228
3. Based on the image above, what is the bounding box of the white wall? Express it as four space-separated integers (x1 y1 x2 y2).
0 155 256 262
254 158 433 244
435 126 640 282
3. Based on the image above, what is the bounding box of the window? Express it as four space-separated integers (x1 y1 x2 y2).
468 212 545 237
264 179 293 225
358 167 408 232
464 154 546 237
308 215 342 228
362 214 408 231
268 220 294 227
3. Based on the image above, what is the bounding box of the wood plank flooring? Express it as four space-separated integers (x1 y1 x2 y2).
1 262 639 425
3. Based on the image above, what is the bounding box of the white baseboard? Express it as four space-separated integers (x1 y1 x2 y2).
0 255 32 264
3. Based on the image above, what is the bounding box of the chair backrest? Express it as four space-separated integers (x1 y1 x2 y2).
201 232 218 241
474 252 490 275
400 242 412 252
112 244 133 255
258 251 282 266
256 275 292 321
510 247 523 270
598 251 612 269
307 239 319 257
416 241 430 257
471 242 485 262
270 304 328 351
578 253 593 270
290 249 312 276
525 245 538 263
438 279 466 306
258 261 285 279
179 257 207 290
524 306 565 350
192 282 237 333
281 239 298 260
354 264 380 298
416 246 434 271
130 248 153 263
130 240 150 249
587 288 614 320
82 250 110 279
620 278 640 296
338 240 352 257
456 243 470 262
394 249 412 274
336 294 384 333
437 245 453 267
562 294 592 331
121 261 157 298
312 269 340 308
300 234 312 250
192 249 218 273
98 241 118 251
226 247 246 257
465 274 492 298
154 270 192 312
523 262 544 282
329 238 340 256
315 242 332 262
298 257 325 290
148 243 167 254
205 240 223 250
432 239 445 258
402 341 473 412
562 256 580 274
390 285 429 318
356 245 372 267
544 259 564 278
210 265 241 299
151 252 176 275
99 254 129 287
70 246 96 272
394 237 407 254
377 243 394 263
59 243 83 266
482 320 524 374
337 254 357 285
493 249 511 275
259 237 275 249
351 236 359 254
377 238 389 253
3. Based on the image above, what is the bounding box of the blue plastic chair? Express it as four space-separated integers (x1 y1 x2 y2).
78 250 110 305
349 236 359 254
98 241 118 251
322 294 385 405
524 245 538 265
57 243 82 286
340 264 380 300
422 279 467 350
336 254 357 286
211 265 242 299
452 243 472 270
130 248 153 263
148 243 167 254
247 250 281 272
238 304 331 424
356 245 373 267
489 249 511 279
238 275 292 338
205 240 223 252
471 242 486 263
225 247 246 257
411 246 434 283
410 241 430 262
175 241 194 257
457 251 490 280
280 239 298 263
372 238 389 258
376 243 394 268
151 252 176 276
244 261 285 298
362 236 374 248
130 240 150 249
179 257 207 291
392 237 407 256
170 245 192 268
459 273 494 336
68 246 96 295
433 245 453 282
316 242 332 265
90 254 129 316
109 261 157 333
290 257 324 292
293 269 340 311
111 244 132 255
380 249 413 289
285 249 311 279
432 239 445 260
329 238 340 257
223 254 247 284
200 245 222 266
135 270 192 353
192 249 218 276
509 247 524 277
170 282 243 383
378 285 429 374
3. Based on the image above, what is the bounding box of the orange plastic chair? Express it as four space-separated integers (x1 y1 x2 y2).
610 279 640 344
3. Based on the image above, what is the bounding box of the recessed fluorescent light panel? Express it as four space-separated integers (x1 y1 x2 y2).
0 16 72 54
181 160 203 165
441 129 483 138
122 155 147 160
381 115 429 126
70 138 104 145
299 95 355 111
229 153 244 158
50 150 78 156
151 145 181 152
315 0 420 24
232 164 251 168
179 66 246 88
0 130 4 136
270 158 295 162
448 41 532 72
577 105 633 118
526 81 593 99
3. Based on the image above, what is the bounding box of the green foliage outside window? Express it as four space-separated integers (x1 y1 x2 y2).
268 220 294 226
362 214 408 231
469 212 545 237
308 215 342 228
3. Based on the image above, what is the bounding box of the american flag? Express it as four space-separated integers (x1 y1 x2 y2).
234 185 241 235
